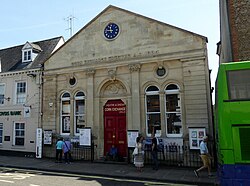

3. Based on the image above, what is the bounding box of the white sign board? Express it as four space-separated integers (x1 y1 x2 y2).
189 128 206 149
79 128 91 146
44 130 52 145
36 128 43 158
127 130 139 147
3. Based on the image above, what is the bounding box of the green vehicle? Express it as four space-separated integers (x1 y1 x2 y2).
215 61 250 185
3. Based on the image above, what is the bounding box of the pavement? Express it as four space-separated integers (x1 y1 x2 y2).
0 155 218 185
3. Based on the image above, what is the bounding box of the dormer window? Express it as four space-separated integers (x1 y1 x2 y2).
23 50 32 62
22 42 41 63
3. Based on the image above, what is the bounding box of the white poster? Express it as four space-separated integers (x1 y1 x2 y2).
36 128 43 158
79 128 91 146
44 130 52 145
127 130 139 147
188 128 206 150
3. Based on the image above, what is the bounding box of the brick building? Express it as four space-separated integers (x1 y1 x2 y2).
217 0 250 63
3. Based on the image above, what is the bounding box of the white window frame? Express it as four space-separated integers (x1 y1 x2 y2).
74 91 85 135
0 123 3 144
22 49 32 62
145 86 161 137
13 122 25 146
61 92 71 135
165 84 182 138
0 83 5 105
15 81 26 105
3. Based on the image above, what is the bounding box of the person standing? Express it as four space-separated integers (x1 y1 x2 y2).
194 136 212 178
55 137 64 163
63 137 72 164
151 132 159 170
134 136 144 172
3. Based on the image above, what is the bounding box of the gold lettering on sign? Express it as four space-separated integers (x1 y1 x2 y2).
71 50 160 66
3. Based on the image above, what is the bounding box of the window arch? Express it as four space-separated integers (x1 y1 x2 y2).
74 91 86 134
165 84 182 137
145 85 161 137
61 92 71 134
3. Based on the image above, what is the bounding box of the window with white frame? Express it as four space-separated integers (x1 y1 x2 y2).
0 123 3 144
23 50 32 62
14 122 25 145
0 84 5 105
165 84 182 136
74 91 85 134
16 82 26 104
61 92 71 134
145 86 161 137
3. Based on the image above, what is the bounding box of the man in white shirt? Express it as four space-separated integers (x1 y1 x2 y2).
194 136 212 178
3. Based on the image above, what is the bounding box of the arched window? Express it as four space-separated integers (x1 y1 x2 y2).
61 92 71 134
165 84 182 136
74 91 85 134
145 86 161 137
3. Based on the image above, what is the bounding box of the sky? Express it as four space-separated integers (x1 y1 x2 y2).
0 0 219 101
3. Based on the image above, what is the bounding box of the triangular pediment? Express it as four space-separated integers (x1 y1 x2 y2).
45 5 207 70
22 42 33 50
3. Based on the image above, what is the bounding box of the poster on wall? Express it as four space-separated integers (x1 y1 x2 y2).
44 130 52 145
36 128 43 158
127 130 139 147
79 128 91 146
188 128 206 149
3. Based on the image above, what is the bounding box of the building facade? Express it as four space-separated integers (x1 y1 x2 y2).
217 0 250 63
42 6 213 158
0 37 64 156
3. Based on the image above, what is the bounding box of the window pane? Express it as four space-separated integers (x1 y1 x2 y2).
166 84 178 90
76 91 85 97
0 95 4 104
0 85 5 104
75 100 85 114
146 95 160 112
62 92 70 98
62 101 70 114
166 113 182 134
62 116 70 133
147 113 161 134
166 94 180 112
76 116 85 133
146 86 159 92
227 70 250 100
15 123 25 145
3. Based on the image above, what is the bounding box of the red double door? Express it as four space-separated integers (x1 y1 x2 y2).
104 100 127 158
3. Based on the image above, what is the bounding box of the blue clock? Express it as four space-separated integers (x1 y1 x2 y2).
104 23 119 40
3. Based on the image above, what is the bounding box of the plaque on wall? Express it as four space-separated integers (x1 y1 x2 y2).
4 136 10 141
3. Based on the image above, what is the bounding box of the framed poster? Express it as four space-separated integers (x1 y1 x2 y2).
188 128 206 149
79 128 91 146
44 130 52 145
127 130 139 147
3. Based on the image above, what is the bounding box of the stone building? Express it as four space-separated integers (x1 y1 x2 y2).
217 0 250 63
42 5 212 159
0 37 64 156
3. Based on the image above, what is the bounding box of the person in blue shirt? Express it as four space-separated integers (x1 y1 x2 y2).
194 136 212 178
62 137 72 164
55 137 64 163
107 145 118 161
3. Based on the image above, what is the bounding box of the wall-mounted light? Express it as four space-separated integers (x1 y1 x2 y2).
4 97 10 101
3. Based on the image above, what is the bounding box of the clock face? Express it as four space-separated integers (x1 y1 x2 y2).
104 23 119 40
